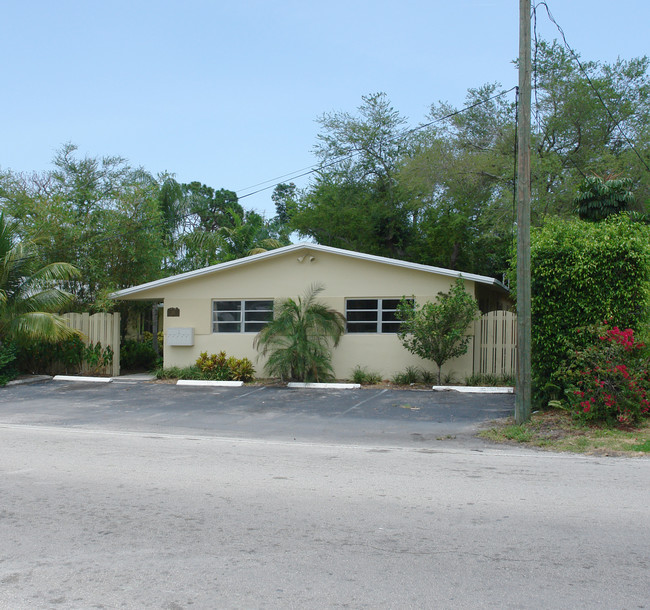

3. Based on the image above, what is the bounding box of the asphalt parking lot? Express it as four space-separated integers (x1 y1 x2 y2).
0 379 513 446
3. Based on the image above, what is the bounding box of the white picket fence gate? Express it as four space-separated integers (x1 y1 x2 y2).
473 310 517 377
63 312 121 377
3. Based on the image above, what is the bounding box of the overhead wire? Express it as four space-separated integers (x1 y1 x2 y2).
534 0 650 173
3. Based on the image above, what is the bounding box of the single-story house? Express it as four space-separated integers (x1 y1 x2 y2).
111 243 511 380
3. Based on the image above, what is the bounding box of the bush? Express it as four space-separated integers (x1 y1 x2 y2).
121 339 158 371
0 342 18 386
14 335 85 375
509 216 650 402
351 366 382 385
155 353 255 383
555 323 650 426
392 366 423 385
195 351 255 382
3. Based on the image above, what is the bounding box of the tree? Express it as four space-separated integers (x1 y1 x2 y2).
0 213 79 343
574 174 635 221
292 93 419 258
508 215 650 404
396 278 479 384
0 144 166 305
253 284 345 382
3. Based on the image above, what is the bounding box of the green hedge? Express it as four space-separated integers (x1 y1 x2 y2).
510 215 650 401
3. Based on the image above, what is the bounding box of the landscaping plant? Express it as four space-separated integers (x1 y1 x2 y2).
254 284 344 382
396 277 479 384
555 323 650 427
508 215 650 403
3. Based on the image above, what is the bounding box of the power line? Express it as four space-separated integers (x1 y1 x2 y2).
534 1 650 173
238 86 517 201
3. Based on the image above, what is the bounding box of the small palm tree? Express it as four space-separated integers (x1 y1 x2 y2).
0 214 80 344
254 283 345 382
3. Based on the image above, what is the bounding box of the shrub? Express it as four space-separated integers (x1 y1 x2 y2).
508 216 650 402
555 323 650 426
392 366 423 385
0 342 18 386
14 335 84 375
195 351 255 382
120 339 158 371
142 330 164 352
83 342 114 375
351 366 382 385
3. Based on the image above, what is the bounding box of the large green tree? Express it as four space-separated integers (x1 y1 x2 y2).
292 93 419 259
1 144 165 304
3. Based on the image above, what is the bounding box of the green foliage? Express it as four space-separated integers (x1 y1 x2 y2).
292 93 417 259
195 351 255 382
0 213 80 343
1 144 166 303
397 278 480 384
120 339 158 371
351 366 382 385
254 284 345 382
15 335 84 375
154 365 201 380
142 330 164 352
392 366 423 385
0 341 18 386
574 175 635 221
509 216 650 400
555 323 650 427
83 342 114 375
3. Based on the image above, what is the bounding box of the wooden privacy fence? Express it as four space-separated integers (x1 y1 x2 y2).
473 310 517 377
63 312 121 377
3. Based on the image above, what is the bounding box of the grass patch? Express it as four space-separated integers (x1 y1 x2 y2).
479 409 650 456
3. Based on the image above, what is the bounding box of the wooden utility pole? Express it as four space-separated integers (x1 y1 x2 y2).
516 0 532 424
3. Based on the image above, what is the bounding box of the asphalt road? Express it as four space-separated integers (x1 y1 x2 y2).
1 380 648 609
0 379 514 446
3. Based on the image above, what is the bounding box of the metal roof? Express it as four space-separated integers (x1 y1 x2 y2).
110 242 508 298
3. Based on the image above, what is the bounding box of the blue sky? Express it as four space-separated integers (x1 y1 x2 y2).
2 0 648 217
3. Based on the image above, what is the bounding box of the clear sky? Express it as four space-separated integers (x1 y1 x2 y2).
2 0 648 218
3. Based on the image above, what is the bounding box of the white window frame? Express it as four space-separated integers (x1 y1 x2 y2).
345 298 412 334
212 299 274 333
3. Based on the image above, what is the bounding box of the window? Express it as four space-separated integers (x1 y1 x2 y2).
345 298 412 334
212 300 273 333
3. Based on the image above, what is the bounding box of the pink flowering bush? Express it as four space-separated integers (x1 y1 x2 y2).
557 323 650 426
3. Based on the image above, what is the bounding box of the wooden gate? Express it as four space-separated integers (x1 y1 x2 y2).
63 312 121 377
473 310 517 376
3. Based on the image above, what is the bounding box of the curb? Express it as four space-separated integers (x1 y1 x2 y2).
176 380 244 387
287 382 361 390
432 385 514 394
53 375 113 383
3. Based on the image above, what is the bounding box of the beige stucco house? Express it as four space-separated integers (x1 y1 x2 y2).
111 243 510 380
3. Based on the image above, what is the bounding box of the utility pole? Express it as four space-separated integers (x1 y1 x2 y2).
516 0 532 424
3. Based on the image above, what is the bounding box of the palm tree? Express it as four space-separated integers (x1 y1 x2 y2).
0 214 80 344
254 284 345 382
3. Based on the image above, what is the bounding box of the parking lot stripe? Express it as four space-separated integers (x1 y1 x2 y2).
226 386 267 401
337 389 389 417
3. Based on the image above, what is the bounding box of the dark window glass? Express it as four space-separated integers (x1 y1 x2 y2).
213 300 273 333
346 298 413 334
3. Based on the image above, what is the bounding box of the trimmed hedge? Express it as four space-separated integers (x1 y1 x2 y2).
510 215 650 400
